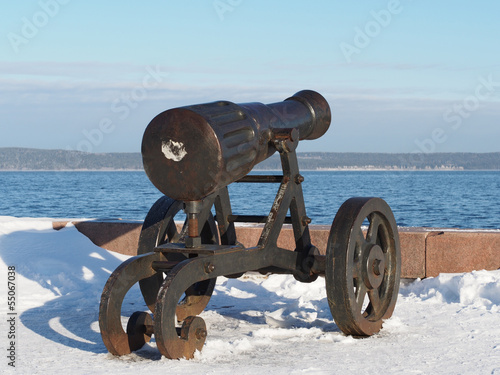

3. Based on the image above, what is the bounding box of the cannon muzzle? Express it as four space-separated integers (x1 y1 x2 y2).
142 90 331 201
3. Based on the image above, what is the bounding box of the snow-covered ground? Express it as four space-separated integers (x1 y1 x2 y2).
0 217 499 374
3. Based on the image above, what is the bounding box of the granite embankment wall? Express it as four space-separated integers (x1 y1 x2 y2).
52 220 500 278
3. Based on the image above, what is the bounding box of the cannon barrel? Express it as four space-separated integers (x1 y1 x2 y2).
142 90 331 201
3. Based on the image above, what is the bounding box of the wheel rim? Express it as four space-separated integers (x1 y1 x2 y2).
326 197 401 336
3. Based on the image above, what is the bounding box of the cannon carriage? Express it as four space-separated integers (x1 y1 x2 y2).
99 90 401 359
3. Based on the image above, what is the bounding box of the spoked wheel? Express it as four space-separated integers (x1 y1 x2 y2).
325 197 401 336
138 195 218 318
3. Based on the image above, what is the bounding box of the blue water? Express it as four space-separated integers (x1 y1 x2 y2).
0 171 499 229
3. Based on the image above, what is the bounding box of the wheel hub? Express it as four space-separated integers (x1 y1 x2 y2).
364 245 385 289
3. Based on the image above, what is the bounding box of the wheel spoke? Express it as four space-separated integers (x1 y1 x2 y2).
356 227 367 254
383 250 389 273
367 288 382 318
171 220 188 243
165 220 180 242
352 257 361 279
366 214 382 246
355 282 368 314
357 228 366 244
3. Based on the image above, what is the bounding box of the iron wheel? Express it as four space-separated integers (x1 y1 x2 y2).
137 196 218 316
325 197 401 336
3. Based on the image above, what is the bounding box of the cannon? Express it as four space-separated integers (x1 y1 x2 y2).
99 90 401 359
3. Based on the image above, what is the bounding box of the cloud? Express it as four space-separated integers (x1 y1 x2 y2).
330 61 500 72
0 61 145 79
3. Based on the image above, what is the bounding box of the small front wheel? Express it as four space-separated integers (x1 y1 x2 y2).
325 197 401 336
126 311 153 351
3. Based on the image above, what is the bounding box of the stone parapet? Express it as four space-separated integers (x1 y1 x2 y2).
425 229 500 277
54 220 500 278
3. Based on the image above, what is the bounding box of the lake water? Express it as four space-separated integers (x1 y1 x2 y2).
0 171 499 229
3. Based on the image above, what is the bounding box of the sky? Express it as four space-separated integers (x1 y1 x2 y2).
1 0 499 154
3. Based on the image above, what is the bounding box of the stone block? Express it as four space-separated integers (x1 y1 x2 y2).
426 230 500 277
52 221 70 231
398 227 428 279
74 220 142 256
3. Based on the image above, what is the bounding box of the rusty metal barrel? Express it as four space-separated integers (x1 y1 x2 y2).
141 90 331 201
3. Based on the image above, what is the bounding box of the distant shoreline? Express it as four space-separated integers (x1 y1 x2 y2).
1 148 499 171
2 168 500 173
0 169 144 172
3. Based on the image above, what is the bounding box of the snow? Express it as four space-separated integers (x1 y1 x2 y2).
0 217 499 374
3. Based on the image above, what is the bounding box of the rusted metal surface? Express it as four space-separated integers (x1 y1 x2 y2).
225 214 293 224
99 252 159 355
135 196 218 312
99 90 401 360
141 90 331 201
236 175 284 183
325 197 401 336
